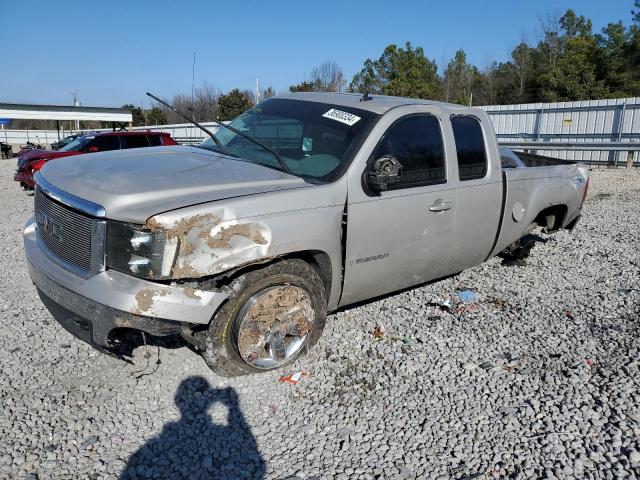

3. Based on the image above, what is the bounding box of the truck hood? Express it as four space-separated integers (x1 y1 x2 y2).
38 145 311 223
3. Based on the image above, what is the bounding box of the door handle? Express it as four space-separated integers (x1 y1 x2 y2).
429 200 453 212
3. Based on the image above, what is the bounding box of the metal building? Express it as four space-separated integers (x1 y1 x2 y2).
480 97 640 166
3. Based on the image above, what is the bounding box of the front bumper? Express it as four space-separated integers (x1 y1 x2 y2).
23 218 229 348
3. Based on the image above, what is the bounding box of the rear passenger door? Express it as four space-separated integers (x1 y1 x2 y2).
341 110 457 306
447 115 502 272
121 135 150 149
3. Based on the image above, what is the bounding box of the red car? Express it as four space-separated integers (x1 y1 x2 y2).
15 131 178 189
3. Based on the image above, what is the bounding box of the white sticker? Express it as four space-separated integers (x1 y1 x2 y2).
322 108 361 126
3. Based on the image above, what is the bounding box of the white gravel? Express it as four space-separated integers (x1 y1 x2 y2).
0 161 639 480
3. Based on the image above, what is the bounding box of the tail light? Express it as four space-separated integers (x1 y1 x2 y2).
29 159 47 174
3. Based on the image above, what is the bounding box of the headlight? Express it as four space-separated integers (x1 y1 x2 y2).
106 221 178 279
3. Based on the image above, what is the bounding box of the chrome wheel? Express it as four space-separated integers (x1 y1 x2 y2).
235 285 315 369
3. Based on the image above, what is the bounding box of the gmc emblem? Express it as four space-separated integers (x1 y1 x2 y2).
36 211 63 242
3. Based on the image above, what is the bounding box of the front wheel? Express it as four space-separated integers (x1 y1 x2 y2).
200 259 327 377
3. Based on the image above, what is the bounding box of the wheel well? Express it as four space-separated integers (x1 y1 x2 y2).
533 205 568 231
201 250 333 299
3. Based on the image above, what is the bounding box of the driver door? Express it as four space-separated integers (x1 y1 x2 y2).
340 109 457 306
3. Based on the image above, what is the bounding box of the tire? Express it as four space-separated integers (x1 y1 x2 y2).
200 259 327 377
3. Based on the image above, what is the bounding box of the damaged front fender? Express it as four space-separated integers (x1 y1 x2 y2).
145 212 272 280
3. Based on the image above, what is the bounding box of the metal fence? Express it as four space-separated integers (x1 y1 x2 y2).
0 122 220 147
480 97 640 166
4 97 640 166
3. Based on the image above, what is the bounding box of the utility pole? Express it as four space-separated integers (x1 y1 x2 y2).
191 51 196 106
71 91 80 131
255 78 260 105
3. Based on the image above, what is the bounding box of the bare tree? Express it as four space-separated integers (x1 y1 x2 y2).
192 82 221 121
309 61 347 92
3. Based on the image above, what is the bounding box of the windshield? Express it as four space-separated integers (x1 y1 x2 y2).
199 98 378 182
60 135 93 152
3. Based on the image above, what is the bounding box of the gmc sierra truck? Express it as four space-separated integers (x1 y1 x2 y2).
23 92 589 376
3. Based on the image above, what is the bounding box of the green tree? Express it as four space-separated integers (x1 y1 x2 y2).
146 107 167 125
289 80 321 92
217 89 252 121
262 86 276 99
535 9 607 101
350 42 439 98
441 50 480 105
122 104 145 126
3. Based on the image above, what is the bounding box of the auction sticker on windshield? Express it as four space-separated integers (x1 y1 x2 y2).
322 109 361 126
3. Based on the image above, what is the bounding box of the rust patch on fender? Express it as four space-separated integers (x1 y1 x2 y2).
171 260 200 279
133 288 169 315
200 224 268 249
146 213 221 257
253 231 268 245
182 287 202 300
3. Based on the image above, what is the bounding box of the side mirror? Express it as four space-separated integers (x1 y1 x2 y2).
367 155 402 191
87 146 99 153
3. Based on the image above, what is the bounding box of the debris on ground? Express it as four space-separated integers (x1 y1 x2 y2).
279 371 307 385
429 298 453 311
564 310 575 320
373 323 386 339
456 303 480 315
456 290 476 302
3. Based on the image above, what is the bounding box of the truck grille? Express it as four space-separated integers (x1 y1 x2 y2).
35 188 94 272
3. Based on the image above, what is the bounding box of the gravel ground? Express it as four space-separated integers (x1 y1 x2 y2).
0 161 639 480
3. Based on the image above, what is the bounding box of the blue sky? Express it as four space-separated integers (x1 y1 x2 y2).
0 0 635 107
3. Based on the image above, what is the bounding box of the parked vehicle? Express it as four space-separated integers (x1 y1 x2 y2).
14 131 178 189
50 133 84 151
23 92 589 376
0 142 12 159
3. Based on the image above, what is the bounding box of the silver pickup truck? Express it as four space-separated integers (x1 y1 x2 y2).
24 92 590 376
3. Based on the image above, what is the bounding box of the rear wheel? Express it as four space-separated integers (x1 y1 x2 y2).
200 259 327 377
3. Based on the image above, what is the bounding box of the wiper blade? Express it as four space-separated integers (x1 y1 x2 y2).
146 92 226 154
186 107 292 175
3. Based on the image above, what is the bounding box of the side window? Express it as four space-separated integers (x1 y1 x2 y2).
451 116 488 181
147 135 162 146
122 135 150 149
372 115 445 189
90 136 120 151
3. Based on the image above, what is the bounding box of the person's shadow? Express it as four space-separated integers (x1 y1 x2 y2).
120 376 266 480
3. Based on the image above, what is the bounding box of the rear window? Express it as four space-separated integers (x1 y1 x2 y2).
122 135 150 149
451 116 488 181
147 135 162 147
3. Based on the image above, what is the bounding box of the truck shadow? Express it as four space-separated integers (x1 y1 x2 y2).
120 376 266 479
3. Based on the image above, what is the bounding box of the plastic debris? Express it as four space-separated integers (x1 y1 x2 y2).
401 336 414 344
456 290 476 302
564 310 575 320
373 323 386 339
279 371 307 385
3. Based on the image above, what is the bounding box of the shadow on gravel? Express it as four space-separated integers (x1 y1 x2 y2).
120 376 265 480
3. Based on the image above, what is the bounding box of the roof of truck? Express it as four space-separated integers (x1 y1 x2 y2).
279 92 472 115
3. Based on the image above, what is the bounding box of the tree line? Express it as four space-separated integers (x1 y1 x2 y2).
11 4 640 130
136 4 640 125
